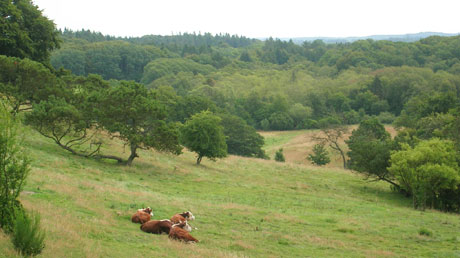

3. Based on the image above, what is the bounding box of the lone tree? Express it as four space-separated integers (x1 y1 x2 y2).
180 111 227 165
274 148 285 162
312 125 349 169
96 81 182 165
346 118 398 187
0 104 30 233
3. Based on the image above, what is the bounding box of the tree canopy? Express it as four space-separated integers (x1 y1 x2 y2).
0 0 60 64
180 111 227 165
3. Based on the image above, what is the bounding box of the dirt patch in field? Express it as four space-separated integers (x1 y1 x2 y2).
262 125 398 169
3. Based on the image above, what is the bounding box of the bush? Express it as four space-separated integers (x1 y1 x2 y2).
389 138 460 210
12 211 45 257
418 228 433 237
274 148 285 162
0 104 30 232
308 143 330 166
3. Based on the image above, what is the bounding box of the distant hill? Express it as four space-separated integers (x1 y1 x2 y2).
277 32 459 44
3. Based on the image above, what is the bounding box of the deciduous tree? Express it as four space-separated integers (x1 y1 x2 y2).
97 81 182 165
180 111 227 165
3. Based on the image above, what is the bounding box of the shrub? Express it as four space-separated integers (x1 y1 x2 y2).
0 104 30 232
418 228 433 237
12 211 45 257
308 143 330 166
389 138 460 210
274 148 285 162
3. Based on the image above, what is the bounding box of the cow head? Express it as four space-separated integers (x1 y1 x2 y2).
180 211 195 221
138 207 154 216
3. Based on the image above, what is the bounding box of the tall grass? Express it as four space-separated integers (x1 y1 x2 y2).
11 211 45 257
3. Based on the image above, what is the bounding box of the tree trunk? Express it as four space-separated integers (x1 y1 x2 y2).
339 149 347 169
331 141 347 169
126 144 139 166
196 155 203 165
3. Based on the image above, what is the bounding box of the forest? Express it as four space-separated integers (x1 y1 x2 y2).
45 27 460 211
1 0 460 256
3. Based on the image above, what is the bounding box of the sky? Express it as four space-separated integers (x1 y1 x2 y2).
33 0 460 39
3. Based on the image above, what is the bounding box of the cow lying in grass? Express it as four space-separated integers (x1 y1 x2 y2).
169 221 199 243
131 207 153 224
171 211 195 231
141 219 173 234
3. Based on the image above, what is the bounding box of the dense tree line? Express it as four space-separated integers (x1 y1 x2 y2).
49 30 460 132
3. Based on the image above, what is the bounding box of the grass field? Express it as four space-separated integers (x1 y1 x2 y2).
1 126 459 257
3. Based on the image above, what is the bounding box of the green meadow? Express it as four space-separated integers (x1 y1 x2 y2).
1 127 459 257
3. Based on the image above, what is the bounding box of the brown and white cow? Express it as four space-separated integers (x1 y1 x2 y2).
140 219 172 234
170 211 195 223
131 207 153 224
170 211 195 232
169 221 199 243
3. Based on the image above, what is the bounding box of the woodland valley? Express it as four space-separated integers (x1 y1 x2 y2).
1 1 460 257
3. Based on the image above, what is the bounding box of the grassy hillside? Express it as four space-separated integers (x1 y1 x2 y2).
1 127 459 257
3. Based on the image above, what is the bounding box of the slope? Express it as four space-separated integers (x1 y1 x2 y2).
0 127 459 257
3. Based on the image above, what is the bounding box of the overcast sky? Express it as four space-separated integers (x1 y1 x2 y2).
33 0 460 39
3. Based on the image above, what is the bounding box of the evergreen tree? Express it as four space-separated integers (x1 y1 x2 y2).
308 144 330 166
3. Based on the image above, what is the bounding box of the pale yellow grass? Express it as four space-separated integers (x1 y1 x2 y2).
260 125 398 168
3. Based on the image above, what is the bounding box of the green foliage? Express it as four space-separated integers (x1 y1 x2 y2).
239 51 252 62
395 92 458 128
389 138 460 210
170 95 217 123
346 119 396 185
0 55 61 114
260 119 270 131
288 103 313 129
12 211 45 257
97 81 182 165
377 112 396 124
269 112 294 131
0 104 30 232
418 228 433 237
220 114 267 159
274 148 285 162
180 111 227 164
50 48 86 75
24 75 111 159
51 39 168 81
308 143 331 166
0 0 60 63
141 58 216 85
